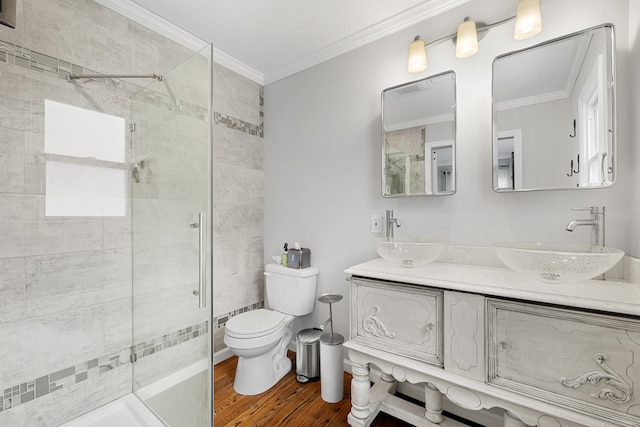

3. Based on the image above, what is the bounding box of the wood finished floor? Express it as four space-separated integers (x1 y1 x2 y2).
214 351 413 426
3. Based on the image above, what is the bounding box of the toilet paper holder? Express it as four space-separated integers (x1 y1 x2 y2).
317 293 343 342
317 292 345 403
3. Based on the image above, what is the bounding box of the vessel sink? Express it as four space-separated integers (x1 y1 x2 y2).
373 237 447 268
493 242 624 283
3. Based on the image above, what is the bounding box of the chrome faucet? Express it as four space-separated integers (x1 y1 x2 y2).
565 206 605 246
385 210 401 240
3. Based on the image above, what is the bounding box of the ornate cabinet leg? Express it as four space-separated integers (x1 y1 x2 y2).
504 410 529 427
424 382 444 424
379 372 399 394
380 372 395 383
350 362 371 421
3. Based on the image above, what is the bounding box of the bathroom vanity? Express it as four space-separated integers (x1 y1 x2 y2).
344 250 640 427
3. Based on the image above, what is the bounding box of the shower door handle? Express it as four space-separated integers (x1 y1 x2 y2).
196 212 207 309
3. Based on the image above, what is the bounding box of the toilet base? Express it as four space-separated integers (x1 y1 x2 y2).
233 346 291 396
233 349 291 395
232 323 294 395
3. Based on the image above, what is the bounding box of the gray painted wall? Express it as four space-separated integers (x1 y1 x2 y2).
264 0 636 346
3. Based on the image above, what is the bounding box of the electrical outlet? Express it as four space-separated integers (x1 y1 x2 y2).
370 214 382 233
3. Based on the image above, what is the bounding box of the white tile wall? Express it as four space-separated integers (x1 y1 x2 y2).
211 64 264 352
0 127 25 192
0 305 105 387
214 64 263 126
0 67 29 131
0 0 211 425
213 125 263 170
0 1 266 423
0 258 26 323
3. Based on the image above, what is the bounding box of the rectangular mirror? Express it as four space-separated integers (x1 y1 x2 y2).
492 24 615 192
382 71 456 197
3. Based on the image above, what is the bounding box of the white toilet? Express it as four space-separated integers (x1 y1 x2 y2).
224 263 319 395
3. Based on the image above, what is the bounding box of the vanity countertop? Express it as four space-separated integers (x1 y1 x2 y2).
345 257 640 317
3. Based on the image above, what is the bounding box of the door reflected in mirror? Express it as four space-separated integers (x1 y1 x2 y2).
382 71 456 197
492 24 615 192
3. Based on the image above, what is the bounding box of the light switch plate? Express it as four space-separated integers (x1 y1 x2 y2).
370 215 382 233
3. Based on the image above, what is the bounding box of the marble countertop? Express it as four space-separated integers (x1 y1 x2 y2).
345 257 640 317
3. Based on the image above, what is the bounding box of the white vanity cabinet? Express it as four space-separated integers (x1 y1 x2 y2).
487 299 640 427
444 291 485 382
351 278 443 366
344 258 640 427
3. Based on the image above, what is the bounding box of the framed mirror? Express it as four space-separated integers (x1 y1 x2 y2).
492 24 615 192
382 71 456 197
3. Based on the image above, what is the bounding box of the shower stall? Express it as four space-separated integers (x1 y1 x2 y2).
0 29 213 427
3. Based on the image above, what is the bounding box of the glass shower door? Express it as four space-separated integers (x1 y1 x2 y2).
130 45 212 427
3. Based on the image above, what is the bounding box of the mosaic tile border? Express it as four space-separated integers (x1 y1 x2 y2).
0 320 208 414
0 39 209 122
259 90 264 128
214 112 263 138
214 301 264 329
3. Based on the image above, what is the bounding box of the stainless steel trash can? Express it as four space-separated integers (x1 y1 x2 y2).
296 328 322 383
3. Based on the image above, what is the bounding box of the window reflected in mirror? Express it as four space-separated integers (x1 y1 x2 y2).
382 71 456 197
492 24 615 192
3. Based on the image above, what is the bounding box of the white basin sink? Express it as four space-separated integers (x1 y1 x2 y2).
373 237 447 268
493 242 624 283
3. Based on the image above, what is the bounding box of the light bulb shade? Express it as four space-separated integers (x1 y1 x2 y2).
514 0 542 40
455 20 479 59
408 37 427 73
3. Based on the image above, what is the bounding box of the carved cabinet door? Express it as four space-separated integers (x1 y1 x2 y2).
487 298 640 427
351 277 443 366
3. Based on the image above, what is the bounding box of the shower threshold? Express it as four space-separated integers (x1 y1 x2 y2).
60 394 164 427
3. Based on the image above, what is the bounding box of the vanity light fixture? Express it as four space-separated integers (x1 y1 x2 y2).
407 0 543 73
514 0 542 40
455 18 479 59
408 36 428 73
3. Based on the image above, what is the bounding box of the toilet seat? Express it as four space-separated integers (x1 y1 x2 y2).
224 309 293 352
225 309 287 339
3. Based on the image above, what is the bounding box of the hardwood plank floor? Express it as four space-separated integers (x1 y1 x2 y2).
214 351 413 426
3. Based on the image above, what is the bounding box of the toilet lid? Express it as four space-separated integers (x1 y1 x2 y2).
225 309 286 338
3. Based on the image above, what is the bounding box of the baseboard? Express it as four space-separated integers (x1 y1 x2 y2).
213 348 233 365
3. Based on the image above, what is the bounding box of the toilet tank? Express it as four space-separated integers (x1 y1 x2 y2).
264 263 319 316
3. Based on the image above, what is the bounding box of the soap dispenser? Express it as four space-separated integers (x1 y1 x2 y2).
282 243 288 267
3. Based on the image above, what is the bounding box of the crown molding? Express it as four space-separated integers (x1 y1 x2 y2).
495 90 569 111
263 0 471 85
385 113 455 132
95 0 470 86
213 49 264 86
93 0 265 85
93 0 207 51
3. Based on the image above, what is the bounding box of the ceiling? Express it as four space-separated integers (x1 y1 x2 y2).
98 0 470 85
494 34 590 109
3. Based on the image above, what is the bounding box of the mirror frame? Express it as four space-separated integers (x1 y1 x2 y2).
491 24 616 192
381 70 457 198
